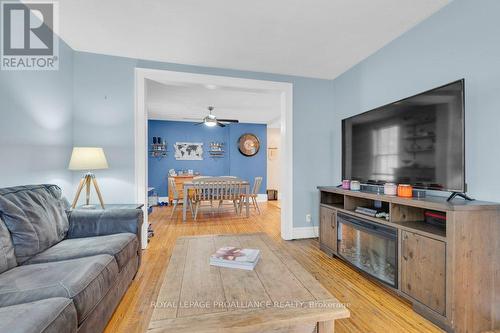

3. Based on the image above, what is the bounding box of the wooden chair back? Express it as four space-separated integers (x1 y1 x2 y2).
168 177 179 200
252 177 263 195
222 180 244 201
192 178 244 202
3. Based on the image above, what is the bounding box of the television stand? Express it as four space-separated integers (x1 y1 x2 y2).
447 192 474 202
317 186 499 332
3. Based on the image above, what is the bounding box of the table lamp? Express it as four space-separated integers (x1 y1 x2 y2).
68 147 108 209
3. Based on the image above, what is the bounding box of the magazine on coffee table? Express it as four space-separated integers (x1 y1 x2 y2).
210 247 261 270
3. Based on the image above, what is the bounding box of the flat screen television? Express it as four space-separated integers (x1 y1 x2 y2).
342 79 465 192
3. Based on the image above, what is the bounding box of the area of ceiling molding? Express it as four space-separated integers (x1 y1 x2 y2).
57 0 451 79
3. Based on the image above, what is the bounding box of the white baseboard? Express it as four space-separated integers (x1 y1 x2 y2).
292 226 319 239
257 194 268 202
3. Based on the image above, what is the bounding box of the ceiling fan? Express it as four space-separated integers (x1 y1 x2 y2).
196 106 239 127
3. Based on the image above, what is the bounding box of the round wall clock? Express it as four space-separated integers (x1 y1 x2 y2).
238 133 260 156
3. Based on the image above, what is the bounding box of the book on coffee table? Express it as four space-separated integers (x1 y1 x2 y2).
210 246 261 270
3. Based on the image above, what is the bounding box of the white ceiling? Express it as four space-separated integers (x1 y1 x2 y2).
57 0 450 79
146 79 282 126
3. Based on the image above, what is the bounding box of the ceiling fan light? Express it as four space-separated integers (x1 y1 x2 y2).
204 119 217 127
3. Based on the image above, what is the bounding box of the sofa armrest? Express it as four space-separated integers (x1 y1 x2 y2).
67 208 143 240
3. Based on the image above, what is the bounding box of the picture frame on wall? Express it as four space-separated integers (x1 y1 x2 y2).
174 142 204 160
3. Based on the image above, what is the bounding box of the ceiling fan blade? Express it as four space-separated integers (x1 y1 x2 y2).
194 122 205 126
217 119 239 123
216 122 226 127
182 117 203 121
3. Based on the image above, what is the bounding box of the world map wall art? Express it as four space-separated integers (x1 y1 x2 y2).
174 142 204 160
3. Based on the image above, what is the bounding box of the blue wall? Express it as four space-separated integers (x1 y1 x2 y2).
148 120 267 197
72 51 334 228
330 0 500 202
0 40 74 195
228 123 267 193
72 53 137 203
3 0 500 229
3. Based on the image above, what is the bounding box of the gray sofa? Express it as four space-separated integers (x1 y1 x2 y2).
0 185 143 333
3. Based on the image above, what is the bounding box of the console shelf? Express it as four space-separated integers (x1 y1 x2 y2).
318 185 500 333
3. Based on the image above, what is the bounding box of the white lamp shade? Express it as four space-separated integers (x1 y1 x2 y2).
68 147 109 170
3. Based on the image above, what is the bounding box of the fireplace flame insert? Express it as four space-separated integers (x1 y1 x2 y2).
337 212 398 288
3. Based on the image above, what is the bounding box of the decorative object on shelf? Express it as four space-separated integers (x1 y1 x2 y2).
376 211 390 220
208 141 225 158
354 206 378 217
354 206 390 221
174 142 203 160
424 210 446 228
350 180 361 191
384 183 397 196
342 180 351 190
68 147 108 209
238 133 260 157
150 136 167 159
397 184 413 198
413 189 427 198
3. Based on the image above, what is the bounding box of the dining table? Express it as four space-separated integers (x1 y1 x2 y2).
181 177 251 222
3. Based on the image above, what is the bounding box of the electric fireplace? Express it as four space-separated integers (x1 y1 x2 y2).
337 212 398 288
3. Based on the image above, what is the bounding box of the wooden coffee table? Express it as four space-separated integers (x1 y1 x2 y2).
148 233 349 333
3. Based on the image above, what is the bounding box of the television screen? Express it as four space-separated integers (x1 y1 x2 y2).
342 80 465 192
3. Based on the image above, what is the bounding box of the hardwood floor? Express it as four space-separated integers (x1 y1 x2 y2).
104 202 443 333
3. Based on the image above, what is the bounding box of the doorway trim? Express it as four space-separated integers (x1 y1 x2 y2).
134 68 293 249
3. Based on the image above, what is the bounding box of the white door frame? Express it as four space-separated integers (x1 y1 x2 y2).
134 68 293 249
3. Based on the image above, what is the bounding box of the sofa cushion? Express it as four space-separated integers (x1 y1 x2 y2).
25 233 138 271
0 185 70 264
0 254 118 324
0 297 77 333
0 219 16 273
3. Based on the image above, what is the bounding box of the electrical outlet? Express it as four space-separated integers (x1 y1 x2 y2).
305 214 312 223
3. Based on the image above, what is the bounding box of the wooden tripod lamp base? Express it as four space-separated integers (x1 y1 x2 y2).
71 173 105 209
68 147 109 209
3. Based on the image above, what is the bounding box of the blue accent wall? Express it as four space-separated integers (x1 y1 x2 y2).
228 123 267 193
148 120 267 197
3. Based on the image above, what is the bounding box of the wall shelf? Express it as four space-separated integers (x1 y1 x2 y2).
150 142 168 159
209 142 225 158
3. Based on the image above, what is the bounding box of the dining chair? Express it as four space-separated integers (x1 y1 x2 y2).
217 180 243 214
169 177 193 218
191 179 216 220
240 176 263 214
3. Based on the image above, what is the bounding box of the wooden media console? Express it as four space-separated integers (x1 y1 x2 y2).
317 186 499 333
